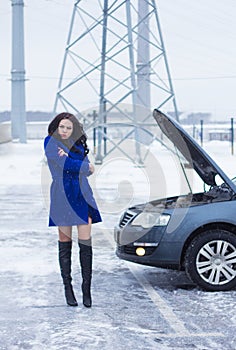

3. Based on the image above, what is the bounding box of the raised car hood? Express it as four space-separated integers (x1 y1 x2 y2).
153 109 236 191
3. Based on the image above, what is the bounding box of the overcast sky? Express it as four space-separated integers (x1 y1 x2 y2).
1 0 236 121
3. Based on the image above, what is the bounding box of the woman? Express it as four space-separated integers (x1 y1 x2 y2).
44 112 102 308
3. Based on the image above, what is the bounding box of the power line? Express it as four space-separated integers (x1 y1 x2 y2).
2 73 236 81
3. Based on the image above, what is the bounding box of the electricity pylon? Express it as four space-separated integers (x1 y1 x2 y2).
54 0 178 163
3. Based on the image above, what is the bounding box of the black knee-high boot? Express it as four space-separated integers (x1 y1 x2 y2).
78 239 92 308
58 241 78 307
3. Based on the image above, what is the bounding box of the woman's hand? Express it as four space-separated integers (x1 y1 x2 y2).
89 163 95 174
58 147 68 157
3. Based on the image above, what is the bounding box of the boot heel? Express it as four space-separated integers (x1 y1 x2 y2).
82 282 92 307
65 284 78 306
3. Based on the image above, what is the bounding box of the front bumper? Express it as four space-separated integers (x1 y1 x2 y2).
114 224 165 257
114 224 181 269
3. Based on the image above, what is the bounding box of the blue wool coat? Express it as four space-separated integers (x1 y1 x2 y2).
44 135 102 226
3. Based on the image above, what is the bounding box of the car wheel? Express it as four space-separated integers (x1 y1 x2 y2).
185 230 236 291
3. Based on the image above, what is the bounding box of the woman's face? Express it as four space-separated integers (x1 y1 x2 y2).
58 119 73 140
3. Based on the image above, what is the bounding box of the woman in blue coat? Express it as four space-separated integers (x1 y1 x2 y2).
44 112 102 308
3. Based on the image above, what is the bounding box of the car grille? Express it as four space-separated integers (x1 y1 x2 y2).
117 245 156 256
119 210 136 228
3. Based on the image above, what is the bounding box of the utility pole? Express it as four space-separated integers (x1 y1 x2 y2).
137 0 151 110
11 0 27 143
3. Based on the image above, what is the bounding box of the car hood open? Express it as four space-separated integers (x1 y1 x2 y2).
153 109 236 191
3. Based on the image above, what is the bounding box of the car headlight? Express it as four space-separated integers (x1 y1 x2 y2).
131 212 170 229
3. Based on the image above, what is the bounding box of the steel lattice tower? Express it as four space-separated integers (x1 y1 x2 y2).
54 0 178 163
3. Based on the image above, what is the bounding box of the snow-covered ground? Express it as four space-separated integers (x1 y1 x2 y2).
0 139 236 350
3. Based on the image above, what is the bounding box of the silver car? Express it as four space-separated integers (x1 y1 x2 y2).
115 109 236 291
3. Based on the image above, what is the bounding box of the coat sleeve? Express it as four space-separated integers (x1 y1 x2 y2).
44 136 90 175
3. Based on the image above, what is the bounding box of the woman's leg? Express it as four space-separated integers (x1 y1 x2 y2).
77 218 93 307
58 226 77 306
58 226 72 242
77 217 92 240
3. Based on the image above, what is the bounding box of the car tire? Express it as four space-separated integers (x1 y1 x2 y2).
185 229 236 291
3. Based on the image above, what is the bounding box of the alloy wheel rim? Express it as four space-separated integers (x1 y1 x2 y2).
196 240 236 285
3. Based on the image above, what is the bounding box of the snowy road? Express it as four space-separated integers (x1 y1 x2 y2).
0 140 236 350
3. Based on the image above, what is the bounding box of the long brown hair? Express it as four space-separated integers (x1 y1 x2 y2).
48 112 89 155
